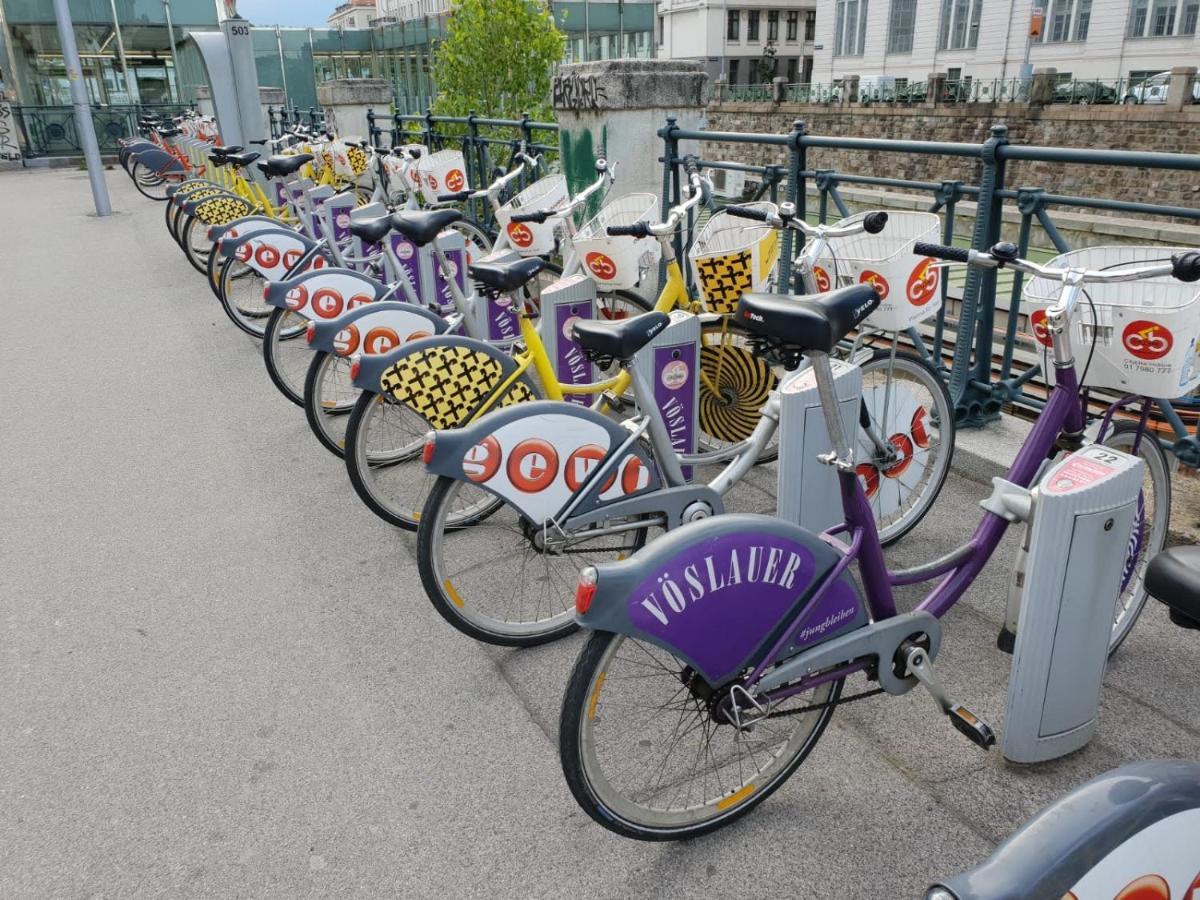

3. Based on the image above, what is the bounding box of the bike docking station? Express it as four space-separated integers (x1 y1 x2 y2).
631 310 701 480
983 444 1145 763
775 358 864 533
537 273 598 404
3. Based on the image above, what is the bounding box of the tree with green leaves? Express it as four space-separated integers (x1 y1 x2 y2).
431 0 566 122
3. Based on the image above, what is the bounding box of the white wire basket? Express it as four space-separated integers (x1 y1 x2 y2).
1023 245 1200 398
495 174 569 256
812 211 942 331
687 202 780 315
417 149 469 196
572 193 661 290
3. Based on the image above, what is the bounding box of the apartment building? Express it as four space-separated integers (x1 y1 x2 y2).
329 0 380 29
812 0 1199 88
657 0 818 84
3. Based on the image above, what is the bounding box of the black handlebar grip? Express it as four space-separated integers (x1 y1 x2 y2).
437 191 472 203
913 242 970 263
726 205 770 222
682 156 699 177
607 222 651 239
1172 250 1200 283
862 211 889 234
510 210 550 224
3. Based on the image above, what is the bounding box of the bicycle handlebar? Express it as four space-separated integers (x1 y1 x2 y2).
729 203 889 241
510 209 553 224
914 240 1193 285
607 222 653 239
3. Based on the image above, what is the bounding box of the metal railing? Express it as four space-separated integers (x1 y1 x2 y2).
659 117 1200 465
11 103 194 158
266 105 329 139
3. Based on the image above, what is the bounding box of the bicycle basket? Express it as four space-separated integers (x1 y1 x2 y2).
417 149 469 196
1022 245 1200 398
687 202 780 315
495 174 569 256
572 193 661 290
812 211 942 332
327 139 364 181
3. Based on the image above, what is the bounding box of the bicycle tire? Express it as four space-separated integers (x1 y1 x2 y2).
262 308 313 406
131 162 182 201
216 256 272 338
304 351 358 457
181 214 213 275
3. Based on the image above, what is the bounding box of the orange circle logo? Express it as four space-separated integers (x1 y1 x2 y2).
1030 309 1052 348
364 326 401 355
620 455 650 495
564 445 610 492
234 242 253 263
813 265 831 292
906 258 938 306
463 436 502 483
284 285 308 311
311 288 345 319
406 329 432 342
859 270 889 300
445 169 465 192
586 251 618 281
507 222 535 248
911 406 931 450
884 434 915 479
857 463 880 499
333 324 360 355
347 293 374 310
310 256 326 270
283 249 303 270
426 173 439 191
507 439 559 492
255 245 281 269
1122 319 1173 360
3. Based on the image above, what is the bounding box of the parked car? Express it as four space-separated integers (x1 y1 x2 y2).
1123 70 1200 103
1053 79 1118 104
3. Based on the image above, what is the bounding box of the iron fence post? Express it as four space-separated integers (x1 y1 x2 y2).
659 115 680 290
781 119 805 293
950 123 1007 425
423 107 434 147
366 108 379 148
932 180 964 366
466 110 481 192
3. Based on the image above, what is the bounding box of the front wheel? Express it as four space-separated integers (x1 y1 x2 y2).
304 351 358 457
262 308 313 406
560 631 841 840
217 257 272 338
1102 422 1172 654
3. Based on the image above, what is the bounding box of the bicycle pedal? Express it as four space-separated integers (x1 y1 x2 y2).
947 704 996 750
996 626 1016 655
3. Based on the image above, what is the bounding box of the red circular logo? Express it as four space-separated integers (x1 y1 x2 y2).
911 406 932 450
284 285 308 311
620 455 650 495
347 293 374 310
364 326 401 355
813 265 831 292
283 249 303 270
859 270 890 300
406 329 432 342
565 445 612 492
857 463 880 499
445 169 465 192
586 251 618 281
507 222 535 248
884 434 915 479
507 439 559 492
311 288 345 319
234 242 253 263
309 256 326 270
1122 319 1173 361
426 174 439 191
906 258 938 306
1030 309 1053 348
254 244 281 269
333 324 360 356
463 436 502 484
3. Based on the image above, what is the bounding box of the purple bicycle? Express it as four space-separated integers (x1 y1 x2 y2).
557 242 1200 840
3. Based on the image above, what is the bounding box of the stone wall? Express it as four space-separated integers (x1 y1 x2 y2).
702 102 1200 213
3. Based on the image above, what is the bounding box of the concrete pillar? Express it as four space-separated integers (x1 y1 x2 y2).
316 78 395 141
258 86 285 142
1167 66 1198 109
772 75 787 104
552 60 708 210
841 74 859 104
194 85 215 119
0 100 21 169
925 72 946 107
1030 67 1058 107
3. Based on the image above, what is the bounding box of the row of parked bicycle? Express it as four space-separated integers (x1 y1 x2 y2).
118 110 1200 897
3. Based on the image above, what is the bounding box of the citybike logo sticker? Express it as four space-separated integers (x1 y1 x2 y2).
813 265 831 292
255 245 281 269
561 315 582 341
507 439 559 492
234 242 253 263
910 405 932 449
363 326 401 355
336 213 351 230
308 256 326 270
394 239 415 261
661 360 689 390
445 168 465 192
564 445 615 492
463 436 502 483
1122 319 1173 361
1030 309 1053 348
859 270 890 300
461 434 648 497
856 464 881 499
310 288 345 319
906 258 939 306
883 433 915 478
426 173 439 192
333 324 360 355
585 251 618 281
283 249 303 270
507 222 535 249
347 293 374 310
284 285 309 311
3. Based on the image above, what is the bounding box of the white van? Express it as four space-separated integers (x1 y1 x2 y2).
1123 70 1200 104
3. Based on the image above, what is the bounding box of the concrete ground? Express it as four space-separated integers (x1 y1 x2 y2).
2 166 1199 900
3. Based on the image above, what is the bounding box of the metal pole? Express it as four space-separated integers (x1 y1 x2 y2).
108 0 138 104
52 0 112 216
584 0 590 61
162 0 179 103
275 25 289 103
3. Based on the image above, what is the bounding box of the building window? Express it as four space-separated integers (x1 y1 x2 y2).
938 0 982 49
768 10 780 39
786 56 798 80
806 10 817 39
1184 0 1199 32
787 10 799 39
1152 0 1177 33
834 0 869 53
729 58 740 84
748 10 760 40
727 9 740 40
657 15 664 44
888 0 918 51
1129 0 1196 34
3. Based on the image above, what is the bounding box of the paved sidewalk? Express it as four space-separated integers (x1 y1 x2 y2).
2 166 1198 900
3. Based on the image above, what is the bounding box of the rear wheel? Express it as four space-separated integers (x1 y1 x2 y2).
217 257 272 338
304 351 358 457
181 214 214 274
261 308 313 405
560 631 840 840
131 162 183 201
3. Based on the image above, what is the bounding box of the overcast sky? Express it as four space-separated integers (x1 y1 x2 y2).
237 0 336 28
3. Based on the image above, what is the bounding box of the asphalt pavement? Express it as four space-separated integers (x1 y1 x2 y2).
3 165 1199 899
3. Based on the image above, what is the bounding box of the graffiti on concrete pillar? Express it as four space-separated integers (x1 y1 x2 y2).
0 103 21 161
553 73 608 111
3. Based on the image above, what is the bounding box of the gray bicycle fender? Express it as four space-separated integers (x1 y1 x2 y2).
263 268 388 315
206 216 282 244
308 301 447 354
933 760 1200 900
424 400 660 525
168 179 223 201
131 146 185 174
578 513 867 687
217 228 322 282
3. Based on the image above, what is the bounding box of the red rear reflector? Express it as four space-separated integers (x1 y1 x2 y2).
349 359 361 381
305 322 316 344
421 435 436 465
576 566 599 615
262 284 270 301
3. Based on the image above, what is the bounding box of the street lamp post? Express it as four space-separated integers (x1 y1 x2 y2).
51 0 112 216
163 0 179 103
